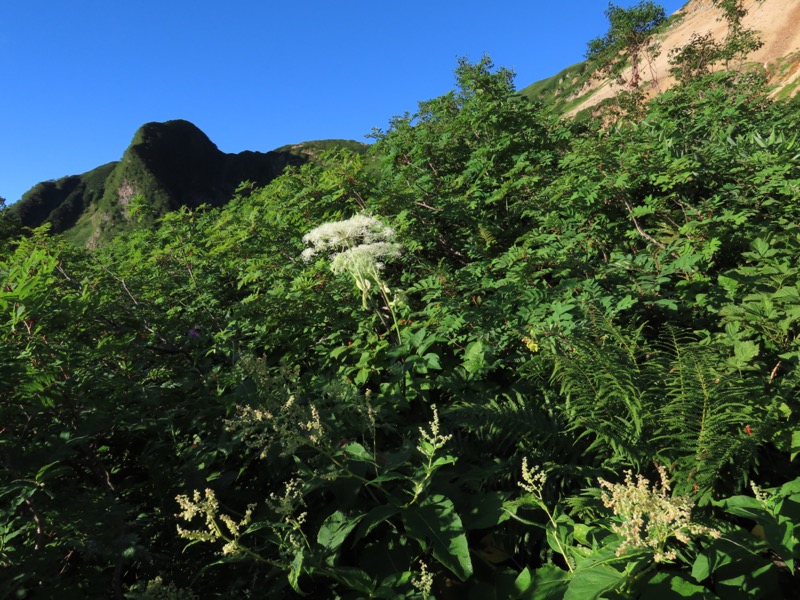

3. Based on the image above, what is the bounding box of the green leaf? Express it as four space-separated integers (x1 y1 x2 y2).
731 340 759 367
458 491 509 530
463 340 486 375
526 564 571 600
715 562 780 599
692 531 768 583
288 549 305 594
317 510 363 552
791 430 800 462
402 494 473 581
341 441 373 462
563 563 624 600
354 505 400 541
422 352 441 370
716 495 770 522
326 566 376 594
614 294 637 312
642 572 717 598
354 368 371 385
514 566 534 597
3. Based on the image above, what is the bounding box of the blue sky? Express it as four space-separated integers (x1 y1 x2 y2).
1 0 686 204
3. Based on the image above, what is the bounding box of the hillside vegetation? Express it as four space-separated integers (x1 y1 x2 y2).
2 4 800 599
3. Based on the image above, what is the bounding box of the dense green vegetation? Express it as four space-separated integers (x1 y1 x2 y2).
4 25 800 600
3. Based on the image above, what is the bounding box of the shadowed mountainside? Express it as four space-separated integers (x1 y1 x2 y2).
12 119 365 246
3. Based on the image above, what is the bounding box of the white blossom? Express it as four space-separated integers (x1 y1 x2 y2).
301 214 399 263
301 213 402 309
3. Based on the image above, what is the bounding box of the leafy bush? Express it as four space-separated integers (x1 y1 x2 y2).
3 48 800 599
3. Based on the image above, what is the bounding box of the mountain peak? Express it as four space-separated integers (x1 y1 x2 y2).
10 120 363 246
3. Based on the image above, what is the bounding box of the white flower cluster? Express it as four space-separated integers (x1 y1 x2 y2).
519 457 548 497
301 214 402 299
126 576 197 600
301 214 399 262
225 396 326 459
175 488 255 557
411 560 434 598
598 466 720 562
416 404 453 458
267 478 309 559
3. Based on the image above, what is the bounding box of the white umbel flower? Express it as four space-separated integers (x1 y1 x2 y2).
301 214 399 263
302 214 402 309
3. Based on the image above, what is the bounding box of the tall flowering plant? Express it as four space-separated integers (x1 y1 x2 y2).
302 213 403 340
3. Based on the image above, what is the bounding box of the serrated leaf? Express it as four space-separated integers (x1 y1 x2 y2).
422 352 441 370
733 340 759 366
462 340 486 375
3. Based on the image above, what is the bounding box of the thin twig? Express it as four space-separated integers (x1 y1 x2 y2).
622 199 666 250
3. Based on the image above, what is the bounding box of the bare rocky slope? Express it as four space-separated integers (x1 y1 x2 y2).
522 0 800 114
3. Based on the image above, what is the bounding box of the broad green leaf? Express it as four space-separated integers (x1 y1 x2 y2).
526 564 571 600
288 549 305 594
514 566 533 597
563 562 625 600
354 504 400 541
715 562 780 599
642 572 717 598
716 495 770 522
692 531 767 583
458 491 509 530
402 494 473 581
317 510 363 552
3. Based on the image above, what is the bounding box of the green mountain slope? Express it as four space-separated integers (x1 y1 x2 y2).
12 119 365 246
12 162 117 235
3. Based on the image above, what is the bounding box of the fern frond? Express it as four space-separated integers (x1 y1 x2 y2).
549 318 777 500
652 326 765 498
552 319 653 469
447 390 560 458
477 223 496 248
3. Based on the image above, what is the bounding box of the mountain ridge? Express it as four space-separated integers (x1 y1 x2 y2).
10 119 366 246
